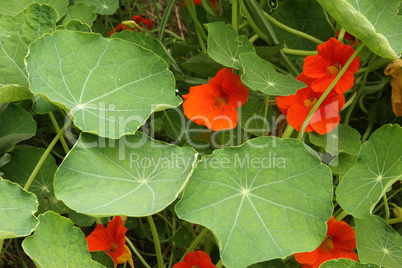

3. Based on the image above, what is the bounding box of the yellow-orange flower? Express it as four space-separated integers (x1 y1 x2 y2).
182 68 249 131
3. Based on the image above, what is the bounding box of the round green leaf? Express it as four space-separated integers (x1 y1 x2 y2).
112 31 170 65
308 124 361 156
271 0 332 51
336 124 402 219
175 136 333 268
55 132 197 216
0 104 36 154
0 3 57 89
317 0 401 59
0 147 67 214
206 22 255 70
59 3 97 27
73 0 118 15
26 30 180 139
239 101 276 136
22 211 105 268
0 0 68 20
0 178 38 239
355 215 402 268
240 52 306 96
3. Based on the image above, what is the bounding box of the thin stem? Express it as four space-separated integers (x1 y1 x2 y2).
281 124 294 139
335 210 348 221
152 29 184 40
24 118 71 190
322 9 336 32
388 217 402 225
361 119 374 143
184 0 207 53
282 48 318 56
263 12 323 44
341 92 357 111
297 43 366 140
163 110 180 140
14 239 28 268
232 0 238 31
337 28 346 43
383 194 391 221
147 215 164 268
157 0 176 41
344 55 376 125
125 237 151 268
48 111 69 154
180 227 209 261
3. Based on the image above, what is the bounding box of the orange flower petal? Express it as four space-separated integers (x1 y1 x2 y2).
182 68 248 131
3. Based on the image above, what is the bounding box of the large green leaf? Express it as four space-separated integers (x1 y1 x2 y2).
240 52 305 96
26 30 180 139
0 103 36 154
317 0 401 59
0 0 68 20
0 4 57 89
175 136 333 268
73 0 118 15
54 132 197 216
336 124 402 219
355 216 402 268
0 178 38 239
206 22 255 70
238 101 276 136
22 211 105 268
308 124 361 156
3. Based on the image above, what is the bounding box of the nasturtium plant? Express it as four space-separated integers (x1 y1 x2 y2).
0 1 401 268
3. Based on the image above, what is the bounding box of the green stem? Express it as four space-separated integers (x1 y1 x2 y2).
335 210 348 221
24 118 71 191
383 194 391 221
125 0 133 18
337 28 346 43
322 9 336 32
180 227 209 261
14 239 28 268
48 111 70 154
388 217 402 225
341 92 357 111
281 124 294 139
343 54 376 125
147 215 164 268
282 48 318 56
153 28 184 40
184 0 208 53
361 119 374 143
125 237 151 268
262 95 270 133
232 0 238 31
297 43 365 140
163 110 180 140
157 0 176 41
263 12 323 44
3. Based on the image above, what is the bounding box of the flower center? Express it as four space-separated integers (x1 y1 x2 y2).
214 96 228 110
303 97 317 109
109 242 119 253
320 235 334 253
327 63 342 76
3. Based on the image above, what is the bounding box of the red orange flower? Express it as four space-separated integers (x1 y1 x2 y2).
303 38 360 94
108 15 153 36
276 74 344 134
182 68 249 131
86 216 134 268
173 251 217 268
294 216 358 268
